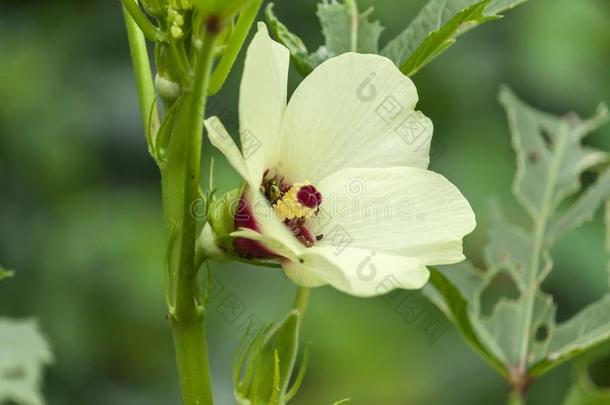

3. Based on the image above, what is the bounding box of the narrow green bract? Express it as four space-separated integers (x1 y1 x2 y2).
234 310 308 405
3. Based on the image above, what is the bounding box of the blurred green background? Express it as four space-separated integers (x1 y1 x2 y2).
1 0 609 404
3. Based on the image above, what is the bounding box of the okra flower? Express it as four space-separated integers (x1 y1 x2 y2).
204 23 475 297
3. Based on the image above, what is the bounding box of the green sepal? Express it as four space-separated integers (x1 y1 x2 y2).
207 185 244 253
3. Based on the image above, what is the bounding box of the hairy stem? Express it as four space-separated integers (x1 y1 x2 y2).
122 5 215 404
163 23 219 405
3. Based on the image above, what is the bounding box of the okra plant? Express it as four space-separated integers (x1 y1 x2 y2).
113 0 610 404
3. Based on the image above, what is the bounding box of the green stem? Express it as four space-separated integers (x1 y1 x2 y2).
170 28 217 323
208 0 263 95
293 287 310 317
517 128 569 373
122 2 160 134
172 315 213 405
507 391 525 405
345 0 359 52
170 39 193 82
124 4 217 404
121 0 167 42
163 24 219 405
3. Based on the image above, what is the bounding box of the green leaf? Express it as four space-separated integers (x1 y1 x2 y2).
381 0 527 76
0 266 14 283
499 89 609 222
530 295 610 377
426 88 610 386
547 168 610 244
265 1 383 76
265 3 317 77
483 205 547 292
316 0 384 56
425 265 508 376
564 350 610 405
0 319 53 405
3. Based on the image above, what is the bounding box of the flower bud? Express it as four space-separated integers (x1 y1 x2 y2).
154 74 180 101
140 0 165 18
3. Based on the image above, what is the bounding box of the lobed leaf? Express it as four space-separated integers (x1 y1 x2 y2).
265 4 316 76
267 0 525 78
427 88 610 385
425 265 508 376
530 295 610 377
0 319 53 405
381 0 527 76
499 88 609 223
547 169 610 244
266 0 383 76
315 0 384 56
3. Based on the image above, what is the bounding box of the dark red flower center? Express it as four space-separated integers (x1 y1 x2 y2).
296 185 323 208
233 174 324 258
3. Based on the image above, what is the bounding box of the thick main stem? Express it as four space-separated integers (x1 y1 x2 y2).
164 25 218 405
123 5 218 403
172 316 212 405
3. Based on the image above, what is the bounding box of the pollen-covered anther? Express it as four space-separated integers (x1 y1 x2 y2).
273 182 322 221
